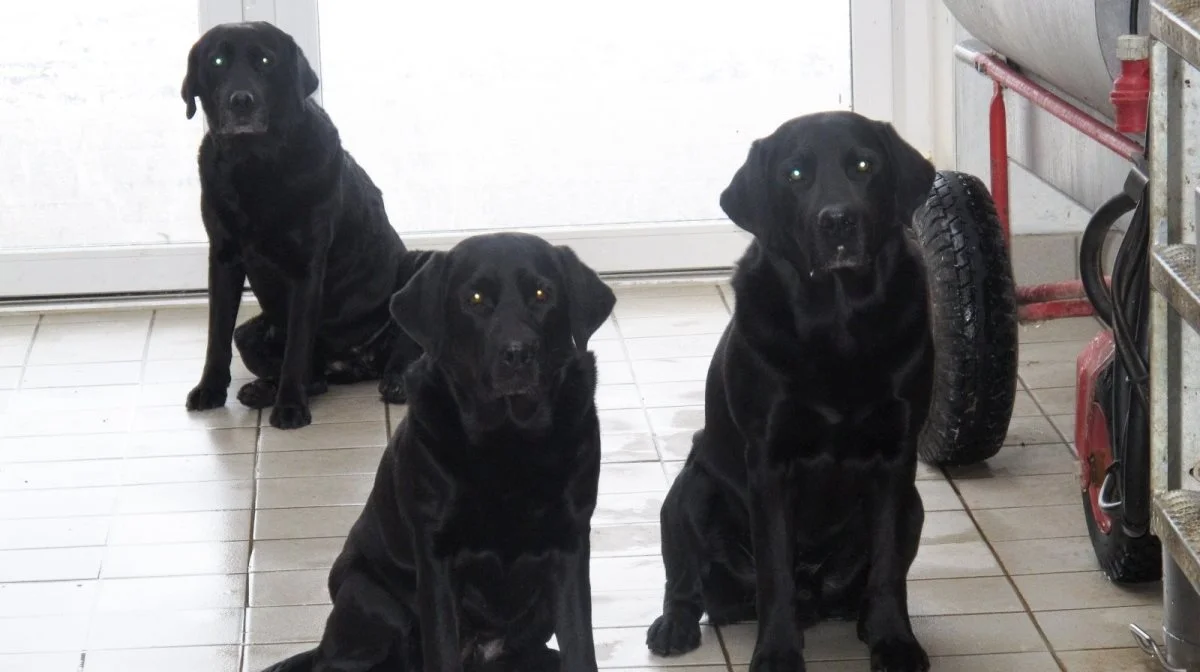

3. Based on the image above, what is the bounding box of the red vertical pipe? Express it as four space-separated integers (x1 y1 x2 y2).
989 81 1011 246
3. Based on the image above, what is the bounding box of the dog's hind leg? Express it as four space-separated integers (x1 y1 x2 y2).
700 544 757 626
256 647 318 672
234 315 328 409
305 571 411 672
646 462 709 657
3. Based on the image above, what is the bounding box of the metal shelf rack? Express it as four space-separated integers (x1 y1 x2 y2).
1141 2 1200 668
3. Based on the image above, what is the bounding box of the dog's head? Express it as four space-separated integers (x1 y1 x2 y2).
181 21 319 136
719 111 935 274
389 233 616 429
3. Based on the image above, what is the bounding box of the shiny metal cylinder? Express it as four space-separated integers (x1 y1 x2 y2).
943 0 1150 117
1164 555 1200 669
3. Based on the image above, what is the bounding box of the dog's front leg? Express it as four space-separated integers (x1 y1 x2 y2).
859 458 929 672
269 248 327 430
416 551 463 672
555 533 599 672
747 446 805 672
187 234 245 411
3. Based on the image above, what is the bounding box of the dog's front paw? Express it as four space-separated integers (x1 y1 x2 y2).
237 379 277 409
749 648 805 672
269 402 312 430
186 383 227 411
869 638 929 672
378 374 407 404
646 613 701 656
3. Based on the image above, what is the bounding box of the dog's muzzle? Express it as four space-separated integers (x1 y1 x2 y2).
813 206 870 271
216 89 269 135
489 340 540 397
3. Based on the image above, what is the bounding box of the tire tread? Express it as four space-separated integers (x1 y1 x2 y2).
911 171 1019 466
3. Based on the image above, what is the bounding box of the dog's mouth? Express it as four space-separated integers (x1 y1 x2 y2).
216 111 269 136
503 392 543 423
216 122 269 136
489 375 539 399
820 244 869 272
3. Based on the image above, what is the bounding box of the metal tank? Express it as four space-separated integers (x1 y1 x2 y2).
943 0 1150 117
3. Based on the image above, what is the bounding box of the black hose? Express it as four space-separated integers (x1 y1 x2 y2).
1112 183 1151 534
1130 0 1140 33
1079 192 1137 327
1110 188 1150 411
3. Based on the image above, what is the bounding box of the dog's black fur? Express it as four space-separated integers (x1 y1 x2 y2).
645 111 938 672
259 232 616 672
181 21 426 429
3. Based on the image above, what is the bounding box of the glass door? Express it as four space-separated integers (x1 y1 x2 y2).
313 0 852 274
0 0 245 298
312 0 853 274
1 0 894 297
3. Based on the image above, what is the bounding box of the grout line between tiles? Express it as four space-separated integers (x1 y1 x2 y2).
712 623 736 671
607 314 663 466
1022 378 1077 450
942 465 1069 671
76 310 161 656
14 313 44 392
243 406 265 653
715 283 735 315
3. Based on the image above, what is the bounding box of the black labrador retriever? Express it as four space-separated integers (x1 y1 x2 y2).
259 232 616 672
645 111 937 672
181 21 426 429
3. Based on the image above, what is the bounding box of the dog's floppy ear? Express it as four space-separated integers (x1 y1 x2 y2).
555 245 616 352
719 139 769 235
292 39 320 99
181 39 203 120
389 251 447 355
876 121 936 224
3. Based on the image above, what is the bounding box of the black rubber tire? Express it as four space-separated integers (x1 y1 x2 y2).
910 171 1019 466
1081 490 1162 583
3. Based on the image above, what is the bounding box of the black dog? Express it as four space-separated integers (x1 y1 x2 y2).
259 232 616 672
181 21 426 429
645 111 937 672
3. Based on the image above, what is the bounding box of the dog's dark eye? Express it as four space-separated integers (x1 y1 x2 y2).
854 160 872 174
212 56 225 67
534 289 548 303
787 168 804 182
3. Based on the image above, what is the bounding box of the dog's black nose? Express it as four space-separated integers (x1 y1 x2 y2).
229 91 255 111
502 341 537 367
817 206 853 231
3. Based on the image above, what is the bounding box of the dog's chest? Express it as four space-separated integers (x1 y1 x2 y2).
776 395 913 462
452 546 561 623
441 496 573 631
213 174 319 258
438 492 578 560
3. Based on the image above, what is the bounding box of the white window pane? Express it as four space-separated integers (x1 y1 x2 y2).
317 0 851 234
0 2 203 249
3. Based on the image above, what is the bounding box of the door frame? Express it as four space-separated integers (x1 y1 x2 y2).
0 0 953 299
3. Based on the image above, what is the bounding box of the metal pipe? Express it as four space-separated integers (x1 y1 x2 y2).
1163 555 1200 668
989 81 1011 243
956 40 1150 324
1018 298 1097 322
955 42 1146 161
1015 278 1111 304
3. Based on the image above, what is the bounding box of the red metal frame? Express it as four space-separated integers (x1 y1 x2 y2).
968 51 1146 323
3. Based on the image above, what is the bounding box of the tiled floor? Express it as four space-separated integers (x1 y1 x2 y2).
0 283 1164 671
